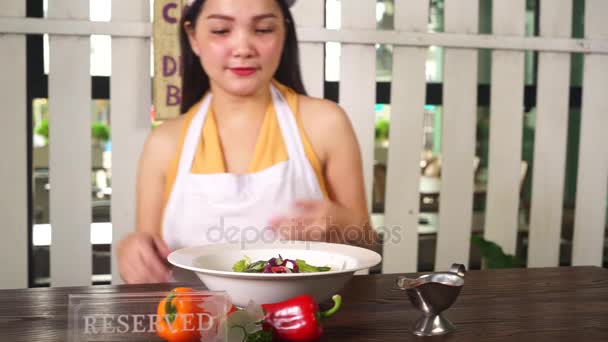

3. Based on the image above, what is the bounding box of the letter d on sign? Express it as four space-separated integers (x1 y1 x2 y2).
163 56 178 77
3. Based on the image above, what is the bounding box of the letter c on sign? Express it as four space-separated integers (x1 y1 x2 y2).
163 3 178 24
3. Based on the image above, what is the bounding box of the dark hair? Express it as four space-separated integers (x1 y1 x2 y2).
179 0 307 114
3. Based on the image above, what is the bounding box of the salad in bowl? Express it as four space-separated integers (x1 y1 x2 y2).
168 241 381 307
232 255 331 273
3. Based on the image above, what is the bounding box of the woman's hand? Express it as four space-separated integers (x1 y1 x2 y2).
117 232 171 284
269 200 355 243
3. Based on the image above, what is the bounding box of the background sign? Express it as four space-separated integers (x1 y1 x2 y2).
153 0 189 120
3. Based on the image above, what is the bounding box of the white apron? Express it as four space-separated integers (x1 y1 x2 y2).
162 84 324 254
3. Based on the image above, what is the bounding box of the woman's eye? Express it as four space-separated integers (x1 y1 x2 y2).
211 29 229 35
256 28 274 34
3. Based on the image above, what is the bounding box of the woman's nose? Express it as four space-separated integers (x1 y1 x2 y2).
231 30 255 58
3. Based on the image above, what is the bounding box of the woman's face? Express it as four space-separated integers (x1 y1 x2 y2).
187 0 286 97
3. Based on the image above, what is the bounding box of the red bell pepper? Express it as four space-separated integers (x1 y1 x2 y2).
260 294 342 341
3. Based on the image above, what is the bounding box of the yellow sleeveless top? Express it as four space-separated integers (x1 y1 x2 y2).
163 82 328 206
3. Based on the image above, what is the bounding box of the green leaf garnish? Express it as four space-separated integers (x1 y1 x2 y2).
244 261 267 273
232 256 252 272
296 259 331 272
246 330 273 342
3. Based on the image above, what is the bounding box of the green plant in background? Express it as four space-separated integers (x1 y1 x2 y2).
375 118 390 142
35 118 49 143
471 235 524 269
33 119 111 145
91 122 110 143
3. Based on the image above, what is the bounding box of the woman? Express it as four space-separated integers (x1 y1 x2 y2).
118 0 376 284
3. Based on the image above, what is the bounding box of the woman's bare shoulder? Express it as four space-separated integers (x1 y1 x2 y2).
140 115 187 172
298 95 348 124
298 95 355 162
150 115 185 141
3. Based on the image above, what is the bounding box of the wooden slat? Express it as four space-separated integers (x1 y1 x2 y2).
572 0 608 266
295 28 608 54
0 0 27 289
0 17 151 37
48 0 91 286
111 0 152 285
0 2 22 16
382 0 429 273
291 0 324 98
435 0 479 271
527 0 572 267
1 17 608 55
340 0 377 208
484 0 526 257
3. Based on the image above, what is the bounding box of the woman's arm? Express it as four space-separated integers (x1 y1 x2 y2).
135 118 183 235
275 97 379 250
117 116 183 283
321 102 376 247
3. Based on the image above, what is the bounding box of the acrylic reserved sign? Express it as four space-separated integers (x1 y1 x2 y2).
67 289 232 341
153 0 188 120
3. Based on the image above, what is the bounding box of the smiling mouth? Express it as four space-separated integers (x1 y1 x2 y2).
230 67 257 76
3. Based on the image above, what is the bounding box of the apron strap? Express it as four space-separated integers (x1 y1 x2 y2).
177 94 212 177
270 84 309 169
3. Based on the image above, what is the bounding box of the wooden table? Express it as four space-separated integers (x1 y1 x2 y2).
1 267 607 341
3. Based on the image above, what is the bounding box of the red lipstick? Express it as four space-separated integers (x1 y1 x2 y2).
230 67 257 76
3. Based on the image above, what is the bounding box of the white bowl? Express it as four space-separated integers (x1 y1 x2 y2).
168 241 382 307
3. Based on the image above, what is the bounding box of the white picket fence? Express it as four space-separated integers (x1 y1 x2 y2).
1 0 607 289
